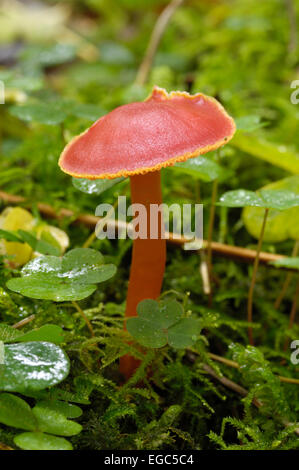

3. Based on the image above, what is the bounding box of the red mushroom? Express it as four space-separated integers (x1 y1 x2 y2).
59 87 236 378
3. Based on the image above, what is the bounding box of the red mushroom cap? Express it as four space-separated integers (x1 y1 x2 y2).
59 87 236 179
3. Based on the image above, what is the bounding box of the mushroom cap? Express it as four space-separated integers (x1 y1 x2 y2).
59 87 236 179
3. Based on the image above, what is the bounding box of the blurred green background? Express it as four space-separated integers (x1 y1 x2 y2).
0 0 298 203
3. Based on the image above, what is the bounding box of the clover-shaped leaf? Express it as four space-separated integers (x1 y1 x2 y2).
235 115 265 132
20 44 76 68
0 229 22 243
14 432 73 451
218 189 263 208
172 155 232 182
0 393 80 450
243 176 299 242
36 400 82 419
70 103 106 121
259 190 299 210
0 324 22 343
168 318 202 349
10 98 106 126
0 323 64 344
0 342 70 393
270 257 299 270
15 325 65 344
127 299 201 349
218 189 299 210
0 393 37 431
231 133 299 174
72 176 125 195
6 248 116 301
0 228 61 256
10 103 67 125
31 402 82 436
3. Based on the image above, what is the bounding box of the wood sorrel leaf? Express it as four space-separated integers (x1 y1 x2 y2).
0 341 70 393
6 248 117 301
36 400 82 419
168 318 202 349
17 230 61 256
127 299 180 348
231 133 299 174
0 229 23 243
72 176 125 195
218 189 264 208
270 257 299 270
172 155 231 182
243 176 299 242
235 115 265 132
32 402 82 436
127 299 201 349
0 323 64 344
218 188 299 210
259 189 299 210
0 393 37 430
15 325 65 344
0 324 22 342
70 103 106 121
10 103 67 125
14 432 73 450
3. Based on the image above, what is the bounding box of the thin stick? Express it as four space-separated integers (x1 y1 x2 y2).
208 352 299 385
82 231 97 249
72 301 94 337
206 178 219 306
283 275 299 351
202 362 299 435
135 0 184 86
202 364 299 436
0 190 287 265
284 0 298 55
202 363 262 408
12 315 35 329
83 199 119 248
199 251 211 295
247 208 269 345
274 240 299 310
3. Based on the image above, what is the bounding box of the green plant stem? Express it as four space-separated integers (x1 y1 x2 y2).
206 178 219 306
135 0 185 86
72 301 94 337
247 208 269 345
274 240 299 310
283 275 299 351
60 122 66 145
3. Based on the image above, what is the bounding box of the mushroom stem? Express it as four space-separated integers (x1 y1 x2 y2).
120 171 166 379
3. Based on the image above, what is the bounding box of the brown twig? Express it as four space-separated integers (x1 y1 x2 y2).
72 301 94 337
12 315 35 329
135 0 185 86
284 0 298 55
199 251 211 295
208 352 299 385
202 363 262 408
202 363 299 435
247 208 269 345
0 190 287 265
